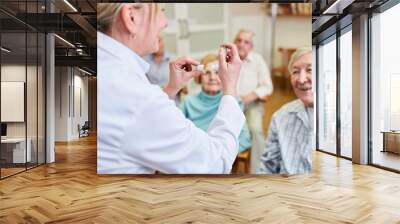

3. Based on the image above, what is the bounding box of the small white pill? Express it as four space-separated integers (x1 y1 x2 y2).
209 62 219 71
196 64 204 72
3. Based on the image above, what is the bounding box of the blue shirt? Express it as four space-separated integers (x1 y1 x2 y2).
181 91 252 153
143 53 171 87
257 99 314 174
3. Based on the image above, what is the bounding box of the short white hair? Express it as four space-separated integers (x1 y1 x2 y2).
234 29 255 41
288 47 312 74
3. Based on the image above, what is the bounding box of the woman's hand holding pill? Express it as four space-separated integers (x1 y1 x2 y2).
164 57 203 99
218 43 242 97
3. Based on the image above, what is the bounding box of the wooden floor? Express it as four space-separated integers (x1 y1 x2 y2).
1 163 45 178
0 135 400 223
1 167 26 178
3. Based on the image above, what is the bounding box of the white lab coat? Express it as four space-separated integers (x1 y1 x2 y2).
97 32 245 174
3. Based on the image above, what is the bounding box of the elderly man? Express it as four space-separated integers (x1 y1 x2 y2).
144 36 186 105
143 36 172 87
234 29 273 173
258 47 313 175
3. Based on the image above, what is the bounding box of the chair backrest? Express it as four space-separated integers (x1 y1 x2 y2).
82 121 90 129
278 47 297 77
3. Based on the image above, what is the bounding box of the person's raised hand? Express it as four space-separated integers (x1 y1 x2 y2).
164 57 202 99
218 43 242 96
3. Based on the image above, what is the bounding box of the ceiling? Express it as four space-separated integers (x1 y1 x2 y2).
312 0 390 44
0 0 96 74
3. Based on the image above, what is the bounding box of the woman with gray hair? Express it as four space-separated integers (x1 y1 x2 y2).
97 3 245 174
258 47 313 175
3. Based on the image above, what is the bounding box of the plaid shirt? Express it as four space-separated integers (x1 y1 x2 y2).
258 99 313 174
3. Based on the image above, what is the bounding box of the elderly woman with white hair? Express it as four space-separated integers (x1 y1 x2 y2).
97 3 245 174
258 47 313 175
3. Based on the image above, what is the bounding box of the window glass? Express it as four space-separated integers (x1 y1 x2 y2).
371 3 400 171
340 30 352 158
318 37 337 154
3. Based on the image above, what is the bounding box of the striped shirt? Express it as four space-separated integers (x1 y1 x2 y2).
257 99 314 174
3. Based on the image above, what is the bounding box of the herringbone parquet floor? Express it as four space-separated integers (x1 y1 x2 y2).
1 135 400 223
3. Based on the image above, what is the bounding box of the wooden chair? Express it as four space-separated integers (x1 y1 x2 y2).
78 121 90 138
232 148 251 174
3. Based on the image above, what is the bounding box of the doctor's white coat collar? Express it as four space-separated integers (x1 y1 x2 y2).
97 31 150 76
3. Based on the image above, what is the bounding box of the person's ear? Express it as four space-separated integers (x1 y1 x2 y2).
120 5 139 36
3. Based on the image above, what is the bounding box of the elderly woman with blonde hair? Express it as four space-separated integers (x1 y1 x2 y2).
181 54 252 154
97 3 246 174
258 47 313 175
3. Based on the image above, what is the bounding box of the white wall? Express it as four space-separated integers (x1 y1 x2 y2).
228 3 311 68
1 64 46 164
1 65 40 138
163 3 310 70
273 17 311 67
55 67 89 141
1 65 26 140
1 82 25 122
228 4 270 63
71 73 89 138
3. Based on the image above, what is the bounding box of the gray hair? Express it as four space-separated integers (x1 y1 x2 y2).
288 47 312 74
234 29 255 42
